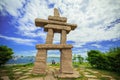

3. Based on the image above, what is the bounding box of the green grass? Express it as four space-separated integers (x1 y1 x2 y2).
0 62 120 80
30 74 46 78
92 68 120 80
0 63 34 80
49 63 60 67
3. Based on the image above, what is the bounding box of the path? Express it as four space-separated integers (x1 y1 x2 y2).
0 66 117 80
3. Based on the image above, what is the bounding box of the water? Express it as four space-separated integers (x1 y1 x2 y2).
7 56 60 64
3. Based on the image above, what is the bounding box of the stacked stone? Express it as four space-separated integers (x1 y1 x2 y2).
32 8 78 78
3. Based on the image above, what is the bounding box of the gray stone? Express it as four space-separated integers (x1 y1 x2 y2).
48 16 67 22
84 74 97 79
36 44 73 49
1 76 10 80
83 72 91 75
18 76 29 80
57 71 80 78
32 8 78 78
101 75 113 79
14 72 22 75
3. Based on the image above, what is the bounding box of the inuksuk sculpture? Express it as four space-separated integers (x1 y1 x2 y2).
32 8 79 78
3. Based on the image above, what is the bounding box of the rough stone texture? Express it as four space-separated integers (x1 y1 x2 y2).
14 72 22 75
57 71 79 78
84 75 97 79
60 30 67 44
44 24 71 33
60 49 73 73
32 8 78 78
46 29 54 44
83 72 91 75
32 49 47 74
54 8 60 17
1 76 10 80
44 69 57 80
48 16 67 22
18 76 29 80
35 19 77 30
36 44 73 49
101 75 113 79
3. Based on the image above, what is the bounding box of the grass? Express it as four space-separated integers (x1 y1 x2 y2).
0 62 120 80
0 63 34 80
91 68 120 80
30 74 46 78
49 63 60 67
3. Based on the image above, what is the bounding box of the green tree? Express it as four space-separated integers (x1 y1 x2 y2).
87 50 102 67
87 47 120 73
107 47 120 72
0 45 14 66
77 55 84 64
72 54 77 63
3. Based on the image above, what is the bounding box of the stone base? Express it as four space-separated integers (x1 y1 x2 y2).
60 49 73 73
54 70 80 78
32 49 47 75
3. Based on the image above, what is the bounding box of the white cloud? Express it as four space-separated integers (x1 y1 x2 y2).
0 0 25 16
0 0 120 48
0 34 37 46
91 44 101 48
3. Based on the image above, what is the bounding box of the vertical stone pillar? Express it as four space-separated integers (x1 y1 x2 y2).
46 29 54 44
32 49 47 74
60 30 67 44
60 49 73 74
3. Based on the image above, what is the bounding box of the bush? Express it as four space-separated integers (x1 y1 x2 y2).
0 45 14 66
87 47 120 73
107 47 120 72
77 55 84 64
87 50 102 67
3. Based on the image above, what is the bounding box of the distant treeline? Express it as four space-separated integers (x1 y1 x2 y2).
87 47 120 73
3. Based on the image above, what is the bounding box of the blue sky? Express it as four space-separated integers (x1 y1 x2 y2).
0 0 120 57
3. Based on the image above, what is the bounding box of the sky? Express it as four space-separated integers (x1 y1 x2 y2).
0 0 120 57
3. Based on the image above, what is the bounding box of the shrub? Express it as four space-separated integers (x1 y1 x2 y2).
87 47 120 73
0 45 14 66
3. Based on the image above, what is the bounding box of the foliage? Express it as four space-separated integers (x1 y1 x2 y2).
107 47 120 72
0 45 14 66
72 54 77 63
87 47 120 73
77 55 84 64
87 50 102 67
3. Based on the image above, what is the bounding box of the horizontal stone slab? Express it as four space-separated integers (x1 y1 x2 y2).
35 18 77 30
57 71 80 78
36 44 73 49
44 24 71 33
48 16 67 22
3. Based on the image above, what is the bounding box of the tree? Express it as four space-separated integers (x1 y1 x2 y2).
72 54 77 63
87 50 102 67
77 55 84 64
107 47 120 72
87 47 120 73
0 45 14 66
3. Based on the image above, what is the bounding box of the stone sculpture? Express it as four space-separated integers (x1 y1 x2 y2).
32 8 79 78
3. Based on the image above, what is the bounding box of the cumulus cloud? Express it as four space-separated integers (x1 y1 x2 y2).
0 0 120 56
0 0 25 16
0 34 37 46
91 44 101 48
1 0 120 40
